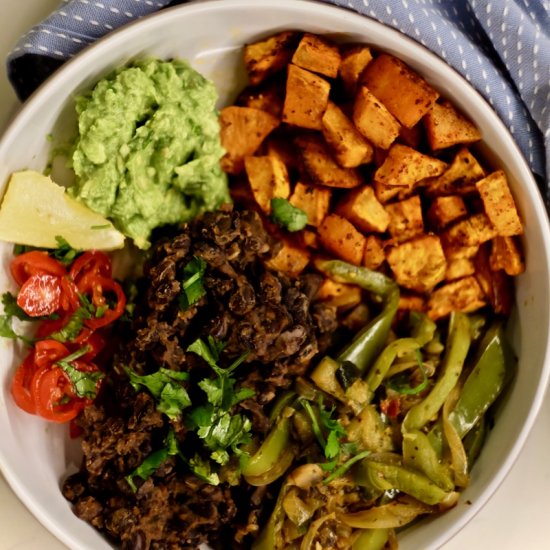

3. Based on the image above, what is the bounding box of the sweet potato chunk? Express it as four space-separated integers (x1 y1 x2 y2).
445 258 475 281
339 45 373 94
361 54 439 128
235 77 286 119
385 195 424 243
374 143 447 189
353 86 401 150
490 236 525 276
244 31 300 85
427 276 486 320
220 106 279 174
244 155 290 213
398 294 426 313
317 279 362 310
363 234 386 270
322 101 373 168
336 186 390 233
386 235 447 293
442 213 497 247
296 135 363 188
424 147 486 197
265 238 310 277
292 33 341 78
282 64 330 130
289 182 332 227
475 170 523 236
427 195 467 230
318 214 366 265
424 100 481 150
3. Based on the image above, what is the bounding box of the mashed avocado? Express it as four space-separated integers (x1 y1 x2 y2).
69 58 230 249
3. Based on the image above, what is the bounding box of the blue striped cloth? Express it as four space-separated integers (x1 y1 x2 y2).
6 0 550 202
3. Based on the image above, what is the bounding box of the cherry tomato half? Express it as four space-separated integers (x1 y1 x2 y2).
31 367 87 423
69 251 112 285
34 340 70 369
10 251 66 286
10 352 39 414
78 275 126 329
17 274 62 317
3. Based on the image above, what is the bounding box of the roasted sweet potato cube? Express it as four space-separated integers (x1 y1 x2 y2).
235 76 286 119
445 258 475 281
266 134 301 171
289 182 331 227
361 53 439 128
386 235 447 293
318 214 366 265
353 86 401 150
282 64 331 130
220 106 279 174
363 234 386 270
398 294 426 313
427 195 468 230
399 124 423 149
317 279 362 310
424 100 481 150
490 236 525 276
373 180 402 204
322 101 373 168
374 143 447 189
424 147 486 197
473 244 514 315
339 45 373 94
244 155 290 213
244 31 300 85
426 276 486 320
476 170 523 236
292 33 341 78
385 195 424 243
442 213 497 247
442 244 479 261
336 186 390 233
296 134 363 188
298 229 320 249
265 238 310 277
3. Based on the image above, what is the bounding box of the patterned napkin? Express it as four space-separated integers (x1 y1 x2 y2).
5 0 550 202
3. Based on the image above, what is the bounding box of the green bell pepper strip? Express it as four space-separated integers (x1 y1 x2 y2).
352 528 390 550
319 261 400 374
242 416 293 480
463 416 487 470
355 459 452 505
428 321 514 454
403 312 471 432
402 429 454 492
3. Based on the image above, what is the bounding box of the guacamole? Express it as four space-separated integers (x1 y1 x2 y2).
69 59 230 249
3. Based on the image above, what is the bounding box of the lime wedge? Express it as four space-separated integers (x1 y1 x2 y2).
0 170 125 250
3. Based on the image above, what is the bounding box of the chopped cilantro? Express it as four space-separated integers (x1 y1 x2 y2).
125 366 191 420
0 292 35 344
270 198 308 232
387 349 429 395
323 450 370 485
51 236 81 265
56 346 104 399
186 337 253 466
179 256 207 309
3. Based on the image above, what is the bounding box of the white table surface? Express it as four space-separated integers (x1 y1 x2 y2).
1 2 550 549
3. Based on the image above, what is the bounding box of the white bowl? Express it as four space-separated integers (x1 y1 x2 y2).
1 1 549 549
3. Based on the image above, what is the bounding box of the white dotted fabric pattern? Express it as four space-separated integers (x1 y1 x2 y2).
6 0 550 199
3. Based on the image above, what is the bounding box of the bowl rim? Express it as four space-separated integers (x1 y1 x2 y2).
1 1 550 549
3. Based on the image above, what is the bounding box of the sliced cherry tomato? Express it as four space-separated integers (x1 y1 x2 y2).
10 251 66 286
34 313 70 339
34 340 70 369
59 277 81 313
69 251 112 285
17 274 62 317
76 331 106 361
10 353 39 414
78 275 126 329
31 367 86 423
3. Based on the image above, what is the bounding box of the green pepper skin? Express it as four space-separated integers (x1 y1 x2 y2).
316 260 400 376
403 312 471 432
352 528 389 550
449 321 514 439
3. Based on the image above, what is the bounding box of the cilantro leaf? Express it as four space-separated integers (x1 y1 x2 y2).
125 367 191 419
387 350 429 395
188 454 220 485
0 293 35 344
179 256 207 309
187 336 224 370
52 236 81 266
56 346 104 399
270 198 308 232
